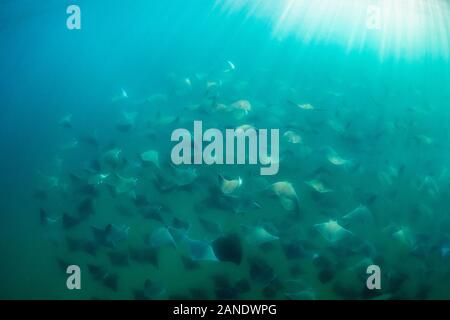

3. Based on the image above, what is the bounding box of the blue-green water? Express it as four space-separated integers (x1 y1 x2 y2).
1 0 450 299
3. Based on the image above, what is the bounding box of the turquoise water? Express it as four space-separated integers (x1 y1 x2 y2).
0 0 450 299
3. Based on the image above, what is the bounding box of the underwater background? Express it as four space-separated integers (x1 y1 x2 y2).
0 0 450 299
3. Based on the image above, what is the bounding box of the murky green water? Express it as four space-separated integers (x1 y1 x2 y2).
1 0 450 300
